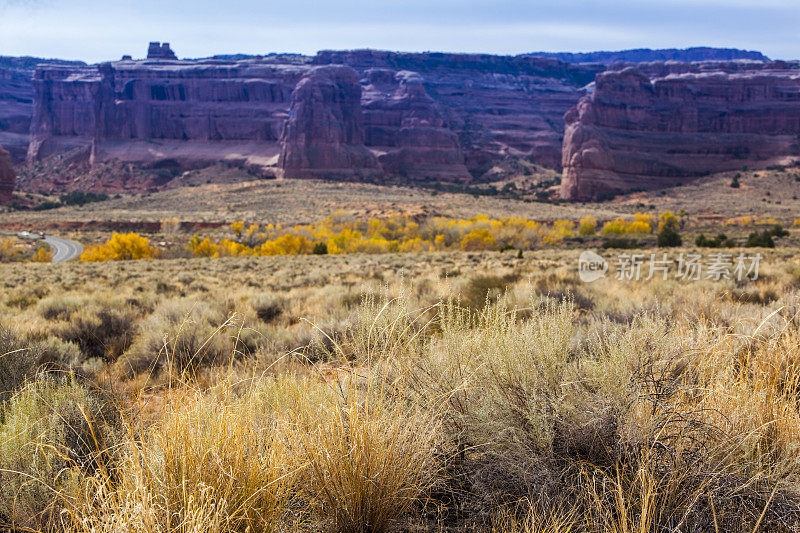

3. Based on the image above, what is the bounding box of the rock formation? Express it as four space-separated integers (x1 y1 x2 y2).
315 50 602 176
0 56 85 162
279 66 381 179
0 145 15 203
25 47 601 184
561 61 800 200
11 45 800 198
28 59 308 169
360 69 469 181
147 42 177 60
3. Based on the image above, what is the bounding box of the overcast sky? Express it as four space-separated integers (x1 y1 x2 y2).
1 0 798 63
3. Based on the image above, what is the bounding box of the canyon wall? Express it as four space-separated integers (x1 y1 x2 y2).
560 61 800 200
528 47 768 64
0 146 15 203
315 50 601 176
11 46 800 200
29 59 308 170
25 48 603 186
279 66 381 179
0 56 85 162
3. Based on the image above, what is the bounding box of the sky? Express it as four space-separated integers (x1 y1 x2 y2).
1 0 799 63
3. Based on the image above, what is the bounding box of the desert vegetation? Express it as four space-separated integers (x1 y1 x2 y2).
2 244 800 531
66 210 798 264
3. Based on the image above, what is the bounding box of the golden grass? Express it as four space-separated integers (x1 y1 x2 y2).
2 250 800 531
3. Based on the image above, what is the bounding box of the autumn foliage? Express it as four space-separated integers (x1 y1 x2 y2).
186 214 587 258
81 232 157 262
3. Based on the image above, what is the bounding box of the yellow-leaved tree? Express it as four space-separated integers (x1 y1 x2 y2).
33 246 52 263
81 233 156 262
577 215 597 236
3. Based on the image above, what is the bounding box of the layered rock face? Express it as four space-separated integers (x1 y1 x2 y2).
29 59 308 169
279 66 381 179
316 50 602 177
0 57 85 162
360 69 469 181
19 46 800 197
561 61 800 200
27 48 601 184
0 145 15 203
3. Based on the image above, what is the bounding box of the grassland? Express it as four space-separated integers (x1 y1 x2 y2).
2 243 800 531
2 165 800 531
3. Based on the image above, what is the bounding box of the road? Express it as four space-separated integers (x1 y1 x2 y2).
43 236 83 263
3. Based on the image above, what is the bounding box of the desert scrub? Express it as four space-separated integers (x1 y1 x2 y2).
51 298 139 361
68 385 292 533
66 375 439 533
116 298 261 378
0 376 120 531
274 374 440 533
0 326 81 407
250 292 285 323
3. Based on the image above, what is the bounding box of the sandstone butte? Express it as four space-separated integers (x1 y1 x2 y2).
3 44 800 201
560 60 800 200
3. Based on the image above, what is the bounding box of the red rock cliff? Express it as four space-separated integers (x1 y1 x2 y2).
279 66 381 179
0 145 15 203
361 69 469 181
561 62 800 200
0 57 85 162
27 50 600 185
316 50 601 178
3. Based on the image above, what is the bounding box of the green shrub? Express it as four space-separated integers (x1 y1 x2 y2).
768 224 789 238
746 231 775 248
0 376 121 530
657 226 682 247
602 237 640 249
695 233 735 248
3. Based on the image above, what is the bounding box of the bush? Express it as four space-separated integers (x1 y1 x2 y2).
658 211 679 231
602 237 640 249
0 327 77 408
746 230 775 248
51 299 138 362
461 273 519 310
312 241 328 255
251 293 285 323
32 201 61 211
80 233 156 262
118 299 258 377
59 191 109 206
768 224 789 238
0 376 120 530
577 215 597 236
657 226 682 247
695 233 735 248
601 219 629 235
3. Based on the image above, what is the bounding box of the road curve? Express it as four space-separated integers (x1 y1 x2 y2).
44 236 84 263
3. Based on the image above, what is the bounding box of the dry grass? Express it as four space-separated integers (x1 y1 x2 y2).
1 178 618 225
2 249 800 531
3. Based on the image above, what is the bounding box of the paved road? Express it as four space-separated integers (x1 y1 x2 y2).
43 236 83 263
